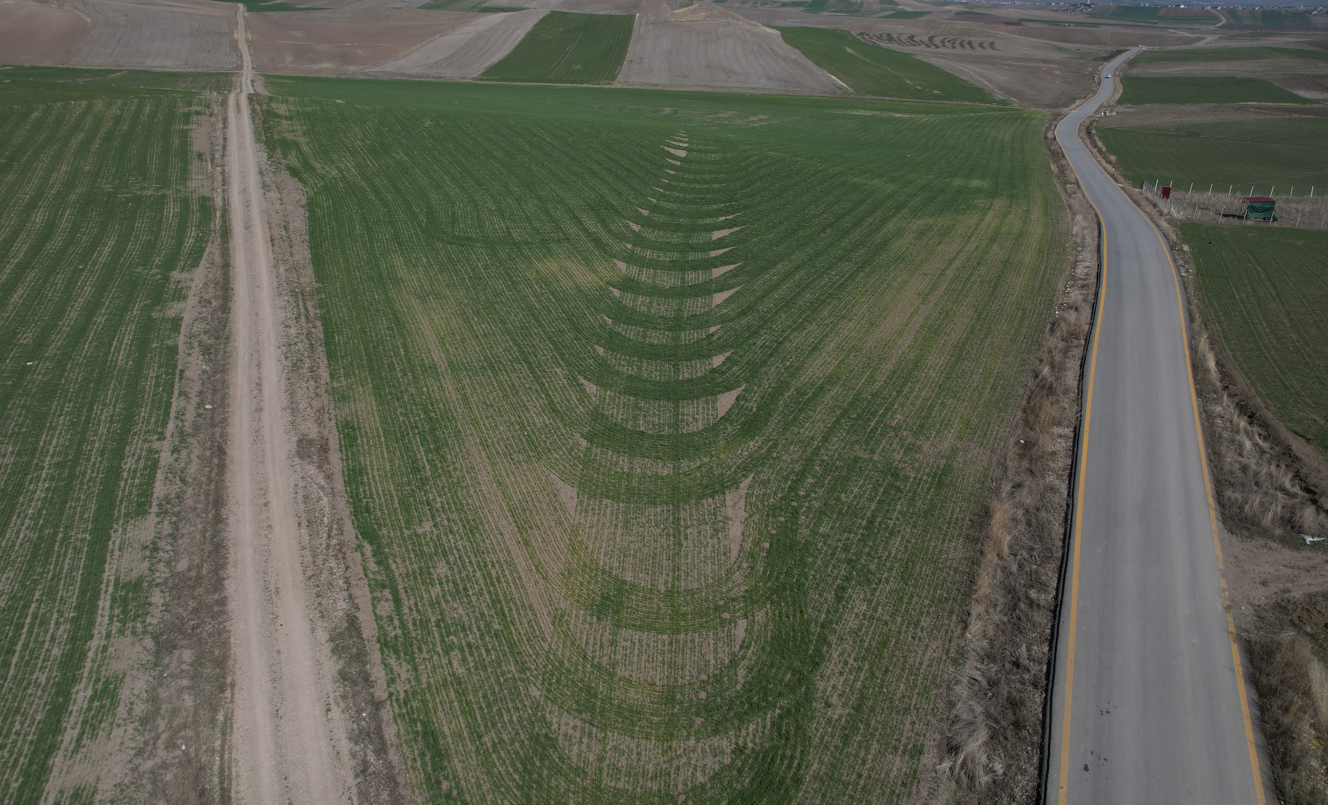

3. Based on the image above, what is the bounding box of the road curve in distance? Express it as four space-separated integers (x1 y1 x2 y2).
1044 50 1272 805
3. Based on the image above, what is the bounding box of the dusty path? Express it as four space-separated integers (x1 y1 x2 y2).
226 8 353 804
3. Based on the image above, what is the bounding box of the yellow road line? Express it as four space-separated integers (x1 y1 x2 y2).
1147 217 1269 805
1055 121 1108 805
1053 61 1266 800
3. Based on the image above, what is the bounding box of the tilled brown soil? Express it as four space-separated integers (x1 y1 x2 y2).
0 1 90 65
909 49 1108 109
248 8 478 75
65 0 239 71
1 0 239 70
1094 101 1328 128
1274 74 1328 102
359 7 546 78
1132 59 1328 78
619 12 845 95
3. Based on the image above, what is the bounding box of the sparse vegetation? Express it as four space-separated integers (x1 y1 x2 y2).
0 67 216 802
776 27 1000 102
262 74 1066 803
1118 76 1316 105
1229 8 1316 28
1247 602 1328 805
480 10 635 84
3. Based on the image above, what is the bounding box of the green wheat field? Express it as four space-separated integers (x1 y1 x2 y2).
262 76 1067 803
0 67 220 802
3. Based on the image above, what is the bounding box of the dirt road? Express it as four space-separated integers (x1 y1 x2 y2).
225 8 354 804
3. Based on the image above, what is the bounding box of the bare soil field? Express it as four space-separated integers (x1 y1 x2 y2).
1095 102 1328 128
1133 58 1328 78
1275 74 1328 101
1006 26 1196 49
0 0 238 70
556 0 645 13
64 0 238 71
360 8 547 78
0 1 91 65
0 0 1143 109
853 26 1110 109
885 45 1105 108
859 30 1001 51
249 9 477 75
619 5 843 94
716 7 1131 108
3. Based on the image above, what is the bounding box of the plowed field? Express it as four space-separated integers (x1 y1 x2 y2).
0 68 216 802
618 16 843 94
362 9 548 78
262 76 1067 803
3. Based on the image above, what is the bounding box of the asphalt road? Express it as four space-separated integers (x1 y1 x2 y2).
1044 51 1271 805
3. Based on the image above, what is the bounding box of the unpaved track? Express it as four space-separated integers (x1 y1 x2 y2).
226 8 353 804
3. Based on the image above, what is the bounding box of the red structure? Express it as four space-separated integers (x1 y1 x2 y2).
1161 186 1172 199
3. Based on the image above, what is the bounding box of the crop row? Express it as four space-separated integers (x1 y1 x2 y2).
481 11 636 85
1183 223 1328 454
0 79 215 802
267 78 1065 803
1117 76 1313 106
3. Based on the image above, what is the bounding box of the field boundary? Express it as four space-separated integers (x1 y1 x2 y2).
940 109 1099 803
134 85 235 802
223 10 406 801
479 10 635 84
249 92 414 803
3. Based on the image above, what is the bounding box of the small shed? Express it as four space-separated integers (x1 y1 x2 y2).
1243 196 1278 221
